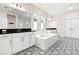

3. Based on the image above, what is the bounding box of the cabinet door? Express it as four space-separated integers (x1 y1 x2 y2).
30 32 35 46
0 37 11 55
22 33 30 49
12 37 22 54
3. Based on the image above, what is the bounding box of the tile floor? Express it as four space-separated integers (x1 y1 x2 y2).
16 37 79 55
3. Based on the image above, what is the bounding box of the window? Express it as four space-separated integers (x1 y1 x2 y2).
33 19 37 31
41 22 44 30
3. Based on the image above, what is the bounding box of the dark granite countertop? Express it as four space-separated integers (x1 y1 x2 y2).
46 28 56 30
0 28 35 34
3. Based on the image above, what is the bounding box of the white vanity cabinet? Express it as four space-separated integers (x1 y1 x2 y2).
0 32 35 54
0 34 12 55
20 32 35 50
12 33 32 54
21 33 30 50
12 34 22 54
30 32 35 46
22 32 35 48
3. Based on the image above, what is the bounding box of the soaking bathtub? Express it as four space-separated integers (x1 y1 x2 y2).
35 33 59 50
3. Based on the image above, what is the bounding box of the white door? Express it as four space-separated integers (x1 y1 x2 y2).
64 18 79 38
71 19 79 38
64 19 72 37
0 36 11 55
12 37 22 54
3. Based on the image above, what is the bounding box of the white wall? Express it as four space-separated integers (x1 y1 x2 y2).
0 10 7 29
47 20 57 28
55 11 79 37
55 15 65 37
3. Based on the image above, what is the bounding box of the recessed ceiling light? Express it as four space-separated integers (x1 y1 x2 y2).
69 7 73 10
42 5 47 8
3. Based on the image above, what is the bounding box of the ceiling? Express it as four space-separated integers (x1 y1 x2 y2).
1 3 79 17
32 3 79 16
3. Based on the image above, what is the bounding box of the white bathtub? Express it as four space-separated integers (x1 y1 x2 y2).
35 33 59 50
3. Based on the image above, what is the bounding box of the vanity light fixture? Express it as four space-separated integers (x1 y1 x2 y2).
11 3 25 11
13 3 16 7
13 3 21 8
16 4 18 7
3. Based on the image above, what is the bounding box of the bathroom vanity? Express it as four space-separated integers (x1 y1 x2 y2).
0 29 35 55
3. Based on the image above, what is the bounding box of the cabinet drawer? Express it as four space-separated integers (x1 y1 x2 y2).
12 34 20 38
1 35 11 39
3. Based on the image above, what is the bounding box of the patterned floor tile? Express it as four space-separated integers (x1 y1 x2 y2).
16 37 79 55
